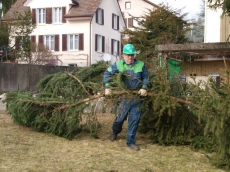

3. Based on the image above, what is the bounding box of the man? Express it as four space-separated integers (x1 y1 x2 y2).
103 44 149 151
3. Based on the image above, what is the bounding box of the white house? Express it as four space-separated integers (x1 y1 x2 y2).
204 0 229 43
2 0 126 66
118 0 158 30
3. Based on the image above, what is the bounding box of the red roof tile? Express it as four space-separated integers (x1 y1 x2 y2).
65 0 102 18
2 0 103 21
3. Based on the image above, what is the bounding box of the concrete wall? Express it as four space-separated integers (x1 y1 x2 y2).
0 63 74 94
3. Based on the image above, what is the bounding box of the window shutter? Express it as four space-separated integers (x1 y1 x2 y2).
111 39 114 55
128 18 133 28
102 36 105 53
31 35 36 43
46 8 52 24
117 41 120 55
31 36 36 52
62 34 67 51
102 9 104 25
62 7 66 23
38 35 44 44
112 14 114 29
95 34 98 51
55 35 59 51
79 33 84 50
96 9 98 23
117 16 119 30
32 9 36 24
15 37 20 50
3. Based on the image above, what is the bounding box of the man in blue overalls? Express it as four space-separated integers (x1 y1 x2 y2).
103 44 149 151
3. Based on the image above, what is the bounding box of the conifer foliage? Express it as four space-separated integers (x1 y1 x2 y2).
4 58 230 169
122 3 190 57
3 1 230 169
186 60 230 169
5 61 108 139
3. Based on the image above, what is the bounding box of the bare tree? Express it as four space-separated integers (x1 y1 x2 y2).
30 43 62 66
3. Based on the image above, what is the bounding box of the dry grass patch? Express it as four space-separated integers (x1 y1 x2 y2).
0 110 226 172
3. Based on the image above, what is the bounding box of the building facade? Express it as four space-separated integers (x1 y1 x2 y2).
2 0 126 66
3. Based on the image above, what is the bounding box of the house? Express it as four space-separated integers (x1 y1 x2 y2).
1 0 126 66
204 0 230 43
118 0 158 31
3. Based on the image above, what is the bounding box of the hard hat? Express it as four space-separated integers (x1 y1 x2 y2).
123 44 136 54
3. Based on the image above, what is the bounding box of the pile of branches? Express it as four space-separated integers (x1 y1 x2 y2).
4 61 108 139
4 58 230 169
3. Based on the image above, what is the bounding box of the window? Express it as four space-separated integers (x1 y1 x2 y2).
111 39 120 56
125 2 131 9
53 7 62 23
112 14 119 30
95 34 105 52
126 18 133 28
37 8 45 24
133 17 145 27
68 34 79 50
44 35 54 51
97 35 102 52
96 8 104 25
32 7 66 24
62 34 84 51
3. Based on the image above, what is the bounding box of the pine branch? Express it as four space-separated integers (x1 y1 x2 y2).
67 73 90 96
44 91 200 115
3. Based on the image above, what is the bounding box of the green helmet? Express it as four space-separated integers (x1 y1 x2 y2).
123 44 136 54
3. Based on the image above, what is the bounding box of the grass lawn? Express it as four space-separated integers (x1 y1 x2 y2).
0 110 226 172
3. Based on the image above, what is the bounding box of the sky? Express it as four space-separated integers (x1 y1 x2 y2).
0 1 202 20
150 0 203 20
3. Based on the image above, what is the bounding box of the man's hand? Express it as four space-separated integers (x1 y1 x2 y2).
138 88 147 97
105 88 112 96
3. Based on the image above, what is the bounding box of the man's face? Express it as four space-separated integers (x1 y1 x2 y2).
123 54 135 64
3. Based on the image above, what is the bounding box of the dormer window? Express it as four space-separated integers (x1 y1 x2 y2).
96 8 104 25
125 2 131 9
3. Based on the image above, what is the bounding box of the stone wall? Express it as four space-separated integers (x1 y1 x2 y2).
0 63 74 94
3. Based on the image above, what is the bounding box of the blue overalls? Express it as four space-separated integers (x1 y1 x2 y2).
103 59 149 146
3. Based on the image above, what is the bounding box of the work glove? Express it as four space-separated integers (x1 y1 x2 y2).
138 88 147 97
105 88 112 96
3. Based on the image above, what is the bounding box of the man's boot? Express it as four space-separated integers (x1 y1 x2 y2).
109 133 117 141
128 145 139 151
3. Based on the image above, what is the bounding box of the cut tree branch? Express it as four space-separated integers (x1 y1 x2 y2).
46 90 200 114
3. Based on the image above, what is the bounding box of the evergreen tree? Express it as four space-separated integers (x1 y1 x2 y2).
2 9 36 62
207 0 230 16
0 22 8 46
186 0 205 43
1 0 16 15
122 4 190 58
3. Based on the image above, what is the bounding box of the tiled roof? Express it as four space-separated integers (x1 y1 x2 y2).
1 0 29 21
65 0 103 18
1 0 103 21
